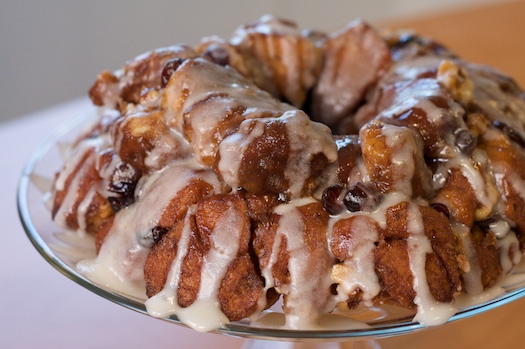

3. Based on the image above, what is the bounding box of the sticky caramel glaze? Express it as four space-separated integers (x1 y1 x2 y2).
89 45 197 108
328 196 461 325
351 56 467 157
145 194 274 324
51 16 525 331
52 137 115 234
469 226 502 289
162 58 295 165
162 58 337 198
359 121 432 197
433 169 478 228
76 163 226 299
380 203 460 305
253 200 337 329
476 119 525 249
112 109 191 173
216 110 337 198
334 135 361 185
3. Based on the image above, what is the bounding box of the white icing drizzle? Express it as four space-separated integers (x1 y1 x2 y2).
231 15 301 44
163 58 292 133
52 129 117 233
282 111 338 197
217 119 266 190
498 232 522 276
273 197 317 215
144 128 190 169
456 253 525 309
217 110 337 198
406 203 457 326
47 18 525 333
506 170 525 206
382 125 417 196
263 199 336 329
76 187 96 234
197 206 241 299
146 204 244 331
97 150 120 181
54 137 105 192
383 57 464 120
53 151 96 229
330 216 381 306
455 284 506 308
145 209 195 321
454 150 494 210
185 96 241 165
77 195 150 300
490 220 511 239
454 223 483 295
78 163 222 301
365 192 410 229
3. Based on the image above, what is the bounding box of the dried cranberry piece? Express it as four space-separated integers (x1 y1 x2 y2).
321 184 345 215
108 162 141 196
108 196 135 212
343 182 379 212
143 226 170 247
150 226 169 243
138 226 169 248
202 45 230 66
161 58 185 88
454 129 477 156
493 120 525 149
430 202 450 219
107 162 141 212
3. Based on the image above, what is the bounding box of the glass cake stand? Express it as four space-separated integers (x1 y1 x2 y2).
17 113 525 349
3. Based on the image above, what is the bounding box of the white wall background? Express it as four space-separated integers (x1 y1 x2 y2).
0 0 499 123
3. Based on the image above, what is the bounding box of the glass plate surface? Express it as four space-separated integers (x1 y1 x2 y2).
17 112 525 342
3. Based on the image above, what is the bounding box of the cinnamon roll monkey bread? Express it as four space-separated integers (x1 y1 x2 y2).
51 15 525 331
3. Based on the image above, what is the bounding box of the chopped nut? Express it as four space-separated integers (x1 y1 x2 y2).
437 59 474 105
332 263 354 285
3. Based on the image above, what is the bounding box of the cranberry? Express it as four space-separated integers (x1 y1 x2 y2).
493 120 525 149
343 182 379 212
107 162 141 212
150 226 169 243
161 58 185 88
454 129 477 156
108 162 141 196
321 184 345 215
430 202 450 219
108 196 135 212
138 226 169 248
203 44 230 66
